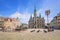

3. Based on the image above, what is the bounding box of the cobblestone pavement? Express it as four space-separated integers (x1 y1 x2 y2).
0 29 60 40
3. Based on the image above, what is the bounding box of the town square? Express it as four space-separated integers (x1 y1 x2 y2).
0 0 60 40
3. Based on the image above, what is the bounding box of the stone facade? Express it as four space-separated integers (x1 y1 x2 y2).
28 7 45 29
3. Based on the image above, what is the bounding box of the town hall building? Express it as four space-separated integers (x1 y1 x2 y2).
28 7 45 29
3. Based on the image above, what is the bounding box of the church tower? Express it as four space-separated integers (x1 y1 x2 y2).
34 7 37 18
34 6 37 28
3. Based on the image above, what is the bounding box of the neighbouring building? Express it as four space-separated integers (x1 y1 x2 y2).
12 17 21 27
4 17 21 31
12 17 22 30
4 18 14 31
51 12 60 29
28 7 45 29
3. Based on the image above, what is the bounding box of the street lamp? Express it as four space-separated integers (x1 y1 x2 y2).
45 10 50 32
45 10 50 24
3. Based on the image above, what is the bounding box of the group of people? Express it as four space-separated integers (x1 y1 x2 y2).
48 26 54 32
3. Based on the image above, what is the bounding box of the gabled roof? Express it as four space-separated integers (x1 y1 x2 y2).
29 15 32 21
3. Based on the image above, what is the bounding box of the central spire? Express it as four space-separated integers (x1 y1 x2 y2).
34 6 37 17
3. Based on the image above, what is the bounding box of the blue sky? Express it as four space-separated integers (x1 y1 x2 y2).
0 0 60 24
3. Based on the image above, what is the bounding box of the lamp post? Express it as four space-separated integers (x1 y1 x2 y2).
45 10 50 32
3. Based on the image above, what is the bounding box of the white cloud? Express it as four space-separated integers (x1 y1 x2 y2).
10 11 31 24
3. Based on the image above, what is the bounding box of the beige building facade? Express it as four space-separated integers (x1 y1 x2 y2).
51 12 60 28
4 18 21 31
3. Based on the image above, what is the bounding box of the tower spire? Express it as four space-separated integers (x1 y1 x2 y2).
34 6 37 17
